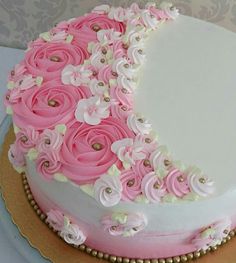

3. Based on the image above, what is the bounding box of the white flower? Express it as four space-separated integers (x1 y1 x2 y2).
60 223 86 246
92 4 110 14
75 96 110 125
141 9 159 29
127 114 152 135
97 29 121 46
89 79 109 97
160 2 179 20
108 6 133 22
111 138 146 169
112 58 137 79
61 64 92 86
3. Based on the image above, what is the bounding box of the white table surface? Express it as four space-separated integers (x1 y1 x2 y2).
0 46 49 263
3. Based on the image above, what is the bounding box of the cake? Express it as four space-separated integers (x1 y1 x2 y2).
4 2 236 261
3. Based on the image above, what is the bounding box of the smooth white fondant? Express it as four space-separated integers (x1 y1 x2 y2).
135 15 236 193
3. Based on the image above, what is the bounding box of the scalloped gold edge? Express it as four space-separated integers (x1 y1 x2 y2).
20 173 236 263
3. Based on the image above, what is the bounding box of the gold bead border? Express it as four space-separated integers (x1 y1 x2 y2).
22 173 236 263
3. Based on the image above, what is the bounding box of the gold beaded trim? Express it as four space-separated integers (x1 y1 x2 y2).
21 173 236 263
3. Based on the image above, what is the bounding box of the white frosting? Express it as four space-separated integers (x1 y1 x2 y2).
135 15 236 194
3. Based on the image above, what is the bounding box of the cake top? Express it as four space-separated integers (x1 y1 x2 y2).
5 2 217 207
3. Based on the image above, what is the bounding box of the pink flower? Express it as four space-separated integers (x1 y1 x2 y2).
111 138 146 169
60 223 86 246
101 212 147 237
110 103 132 123
36 150 61 180
75 96 110 125
61 64 92 86
68 13 126 48
8 63 27 82
37 129 63 153
46 209 64 231
12 79 91 130
60 117 134 184
97 65 117 84
15 126 39 153
110 85 134 108
24 42 89 81
120 169 143 201
135 134 158 155
141 172 167 203
4 88 21 107
192 218 231 251
94 173 122 207
8 143 25 168
165 168 190 198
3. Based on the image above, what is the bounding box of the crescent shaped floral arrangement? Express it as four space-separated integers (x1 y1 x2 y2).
5 1 215 208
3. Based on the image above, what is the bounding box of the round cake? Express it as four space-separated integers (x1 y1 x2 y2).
4 1 236 261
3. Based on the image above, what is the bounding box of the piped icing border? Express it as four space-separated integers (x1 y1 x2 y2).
5 2 215 207
21 173 236 262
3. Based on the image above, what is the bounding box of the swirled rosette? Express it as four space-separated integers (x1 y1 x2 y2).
141 172 167 203
165 168 190 198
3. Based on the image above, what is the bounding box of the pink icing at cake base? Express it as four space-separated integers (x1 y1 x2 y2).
27 171 236 259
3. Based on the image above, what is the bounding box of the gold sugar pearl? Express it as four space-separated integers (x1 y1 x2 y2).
199 177 206 184
223 229 229 235
48 99 58 107
49 55 61 62
122 43 129 49
20 135 28 143
11 70 15 76
124 63 129 68
121 105 128 111
6 95 10 100
45 138 51 145
98 81 104 86
105 187 112 194
93 71 98 76
164 159 171 167
43 161 50 167
100 58 106 63
177 175 184 182
138 118 144 123
111 226 117 230
127 179 135 187
112 71 118 77
121 88 128 94
102 48 107 55
19 80 23 85
92 24 101 32
104 97 110 102
92 143 103 151
145 138 152 144
135 36 141 42
138 49 143 54
153 182 160 189
143 159 151 167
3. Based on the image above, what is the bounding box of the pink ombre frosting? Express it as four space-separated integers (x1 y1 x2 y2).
165 168 190 198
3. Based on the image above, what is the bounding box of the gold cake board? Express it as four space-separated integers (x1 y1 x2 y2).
0 128 236 263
